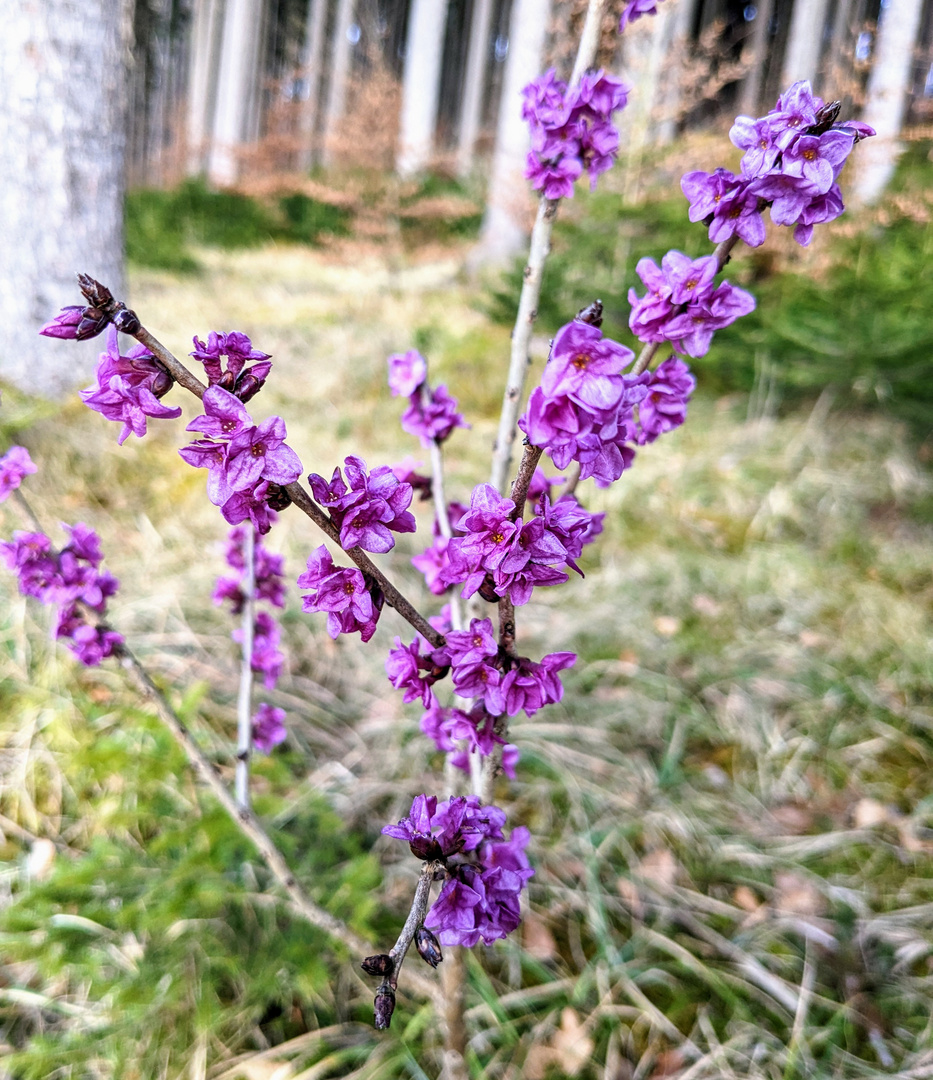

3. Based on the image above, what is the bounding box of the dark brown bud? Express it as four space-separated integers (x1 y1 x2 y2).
575 299 603 327
217 370 237 392
77 274 113 307
75 307 110 341
808 100 842 135
408 834 443 861
234 372 264 403
112 307 141 335
415 926 443 969
151 370 174 398
478 574 500 604
360 953 394 977
264 484 292 512
374 987 396 1030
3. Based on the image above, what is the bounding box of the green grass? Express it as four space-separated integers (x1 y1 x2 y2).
3 169 933 1078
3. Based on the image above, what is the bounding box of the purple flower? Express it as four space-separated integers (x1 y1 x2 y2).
39 306 84 340
501 651 576 717
0 446 37 502
297 545 382 641
534 494 604 574
234 610 284 689
309 456 416 554
412 535 451 595
619 0 664 31
252 703 287 753
80 327 181 444
382 794 506 861
190 331 272 401
387 350 428 397
385 636 448 707
401 385 470 446
522 68 628 199
225 416 303 494
444 617 498 667
636 357 696 442
186 385 253 442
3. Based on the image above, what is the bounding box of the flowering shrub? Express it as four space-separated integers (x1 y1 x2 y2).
4 3 875 1045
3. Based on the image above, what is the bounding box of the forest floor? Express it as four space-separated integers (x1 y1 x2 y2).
1 238 932 1080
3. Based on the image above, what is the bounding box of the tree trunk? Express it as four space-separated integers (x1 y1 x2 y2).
296 0 329 171
781 0 832 90
853 0 925 204
187 0 225 177
397 0 451 177
656 0 701 142
473 0 552 265
207 0 265 187
739 0 776 116
457 0 496 177
0 0 129 398
322 0 357 167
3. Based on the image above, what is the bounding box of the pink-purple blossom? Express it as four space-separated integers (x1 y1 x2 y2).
382 794 506 860
682 81 873 249
619 0 665 32
400 385 470 446
252 703 287 753
387 350 428 397
308 456 416 554
297 544 382 641
190 331 272 402
522 69 628 198
0 446 37 502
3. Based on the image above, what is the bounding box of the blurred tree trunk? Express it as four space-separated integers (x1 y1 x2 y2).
853 0 924 204
656 0 700 142
0 0 129 398
187 0 224 176
473 0 552 265
781 0 832 89
397 0 451 176
739 0 776 116
207 0 265 186
322 0 357 167
296 0 328 171
457 0 496 176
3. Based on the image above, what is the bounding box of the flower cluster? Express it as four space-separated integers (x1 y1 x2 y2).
79 326 181 445
388 350 470 447
419 702 519 779
0 446 37 503
308 456 416 553
382 795 534 947
179 385 301 534
1 524 122 666
636 357 697 443
411 501 467 596
682 81 874 248
214 525 288 750
438 484 570 605
628 250 756 358
522 68 628 198
190 331 272 403
297 544 384 642
519 319 648 486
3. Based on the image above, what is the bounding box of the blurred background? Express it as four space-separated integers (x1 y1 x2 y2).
1 1 933 1078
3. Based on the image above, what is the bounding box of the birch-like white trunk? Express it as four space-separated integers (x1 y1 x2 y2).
780 0 832 89
397 0 451 177
187 0 225 176
322 0 357 167
853 0 925 204
456 0 496 177
739 0 776 116
473 0 552 264
0 0 129 397
296 0 329 170
207 0 265 187
656 0 700 142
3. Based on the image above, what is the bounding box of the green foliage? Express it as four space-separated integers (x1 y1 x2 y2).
125 179 351 271
487 145 933 441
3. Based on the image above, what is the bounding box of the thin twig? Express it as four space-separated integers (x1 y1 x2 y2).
384 860 442 991
235 526 256 810
428 433 464 633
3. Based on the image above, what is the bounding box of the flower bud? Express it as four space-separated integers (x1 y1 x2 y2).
408 834 443 861
77 274 113 308
75 307 110 341
264 484 292 512
217 370 237 392
234 372 264 403
415 926 443 968
112 307 141 335
151 370 174 399
575 299 603 327
478 574 500 604
360 953 394 977
373 987 396 1030
39 306 83 340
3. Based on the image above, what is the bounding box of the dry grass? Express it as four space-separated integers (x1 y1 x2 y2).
2 238 932 1078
